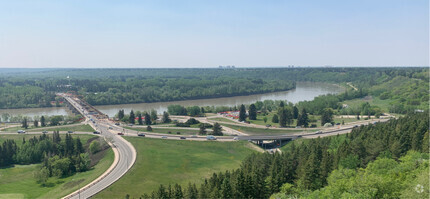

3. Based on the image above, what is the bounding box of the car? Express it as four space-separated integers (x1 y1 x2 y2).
266 124 272 127
17 130 26 134
297 135 303 138
180 137 186 140
161 136 168 139
128 124 133 126
206 135 217 140
68 131 73 133
138 133 145 137
108 126 113 129
336 123 341 125
353 125 359 128
233 136 239 140
42 131 48 134
117 132 124 135
93 131 101 134
191 135 198 138
115 123 120 126
315 130 323 134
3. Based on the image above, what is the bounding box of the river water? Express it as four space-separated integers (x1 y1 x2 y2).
0 82 344 118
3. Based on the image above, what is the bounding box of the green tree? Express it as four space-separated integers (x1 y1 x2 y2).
34 167 49 185
212 122 223 136
33 119 39 128
239 104 247 122
146 125 152 131
297 108 309 127
144 112 151 125
137 113 143 125
89 140 101 154
249 104 257 120
129 110 135 124
162 111 171 123
272 114 279 123
40 116 46 127
199 123 207 135
321 108 334 126
263 117 268 123
150 110 158 123
293 106 299 119
118 109 125 120
22 118 28 129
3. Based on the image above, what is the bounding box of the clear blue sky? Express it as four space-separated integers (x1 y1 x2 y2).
0 0 428 68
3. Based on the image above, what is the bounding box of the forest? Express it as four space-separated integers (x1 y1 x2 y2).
0 132 106 185
140 111 429 198
0 67 427 112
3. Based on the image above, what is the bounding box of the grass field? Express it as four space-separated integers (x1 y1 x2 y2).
124 126 201 135
0 134 114 199
343 96 394 112
2 124 95 133
95 138 257 199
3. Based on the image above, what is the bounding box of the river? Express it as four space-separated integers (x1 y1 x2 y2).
0 82 344 118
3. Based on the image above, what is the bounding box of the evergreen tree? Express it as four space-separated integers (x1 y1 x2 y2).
272 114 279 123
137 113 143 125
357 112 360 120
33 120 39 127
293 106 299 119
239 104 247 122
146 125 152 131
249 104 257 120
173 184 183 199
279 101 285 107
40 116 46 127
297 108 309 127
212 123 223 136
118 109 125 120
144 112 151 125
221 177 232 198
22 118 28 129
129 110 135 124
162 111 171 123
199 123 207 135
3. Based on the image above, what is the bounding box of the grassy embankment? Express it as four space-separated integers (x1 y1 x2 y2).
2 124 95 133
95 137 257 198
0 134 114 199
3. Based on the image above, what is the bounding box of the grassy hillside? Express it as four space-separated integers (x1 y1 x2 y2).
95 138 257 199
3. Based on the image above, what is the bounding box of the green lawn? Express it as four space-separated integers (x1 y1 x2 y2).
221 123 304 135
124 126 201 135
95 138 256 199
0 134 114 199
343 96 394 112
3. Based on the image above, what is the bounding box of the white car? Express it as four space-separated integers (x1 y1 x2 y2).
233 137 239 140
17 130 26 134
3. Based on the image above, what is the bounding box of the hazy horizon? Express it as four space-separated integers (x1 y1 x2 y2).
0 0 428 68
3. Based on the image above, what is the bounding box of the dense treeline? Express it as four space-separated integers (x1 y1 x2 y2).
0 67 426 109
0 132 104 184
140 112 428 198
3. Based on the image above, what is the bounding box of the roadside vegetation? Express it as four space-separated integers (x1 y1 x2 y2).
95 137 257 199
142 112 428 198
0 134 114 198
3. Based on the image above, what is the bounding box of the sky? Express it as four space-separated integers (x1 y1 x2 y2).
0 0 428 68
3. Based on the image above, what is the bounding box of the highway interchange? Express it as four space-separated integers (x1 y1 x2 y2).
1 93 392 199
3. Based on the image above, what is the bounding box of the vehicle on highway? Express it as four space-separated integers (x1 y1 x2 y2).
297 135 303 138
17 130 26 134
206 135 217 140
118 132 124 135
42 131 48 134
68 131 73 133
266 124 271 127
128 124 133 126
180 136 186 140
138 133 145 137
161 136 168 139
109 126 113 129
336 123 341 125
93 131 101 134
353 125 359 128
115 123 120 126
191 135 198 138
316 130 323 134
233 136 239 140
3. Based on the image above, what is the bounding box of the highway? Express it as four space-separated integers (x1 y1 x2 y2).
50 93 391 198
58 94 137 199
